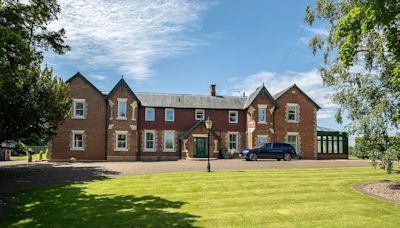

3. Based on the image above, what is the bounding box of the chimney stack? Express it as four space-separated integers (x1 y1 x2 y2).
210 84 216 96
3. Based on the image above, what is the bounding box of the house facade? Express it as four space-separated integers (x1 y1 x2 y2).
49 72 322 161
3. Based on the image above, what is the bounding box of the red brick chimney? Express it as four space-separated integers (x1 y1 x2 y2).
210 84 216 96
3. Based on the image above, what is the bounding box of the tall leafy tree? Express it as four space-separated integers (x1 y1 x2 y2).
305 0 400 172
0 0 71 145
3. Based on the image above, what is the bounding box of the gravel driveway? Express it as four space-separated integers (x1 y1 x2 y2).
0 159 375 194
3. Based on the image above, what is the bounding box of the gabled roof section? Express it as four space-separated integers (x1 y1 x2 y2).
66 72 104 96
243 85 280 109
104 78 139 102
273 84 321 109
178 121 222 141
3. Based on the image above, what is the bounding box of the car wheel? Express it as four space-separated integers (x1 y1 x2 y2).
283 153 291 161
277 159 281 161
250 153 258 161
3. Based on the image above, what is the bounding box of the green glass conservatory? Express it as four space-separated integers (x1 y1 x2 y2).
317 126 348 159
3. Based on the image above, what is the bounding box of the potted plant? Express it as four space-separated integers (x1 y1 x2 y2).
219 148 234 159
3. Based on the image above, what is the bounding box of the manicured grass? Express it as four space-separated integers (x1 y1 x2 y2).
1 167 399 227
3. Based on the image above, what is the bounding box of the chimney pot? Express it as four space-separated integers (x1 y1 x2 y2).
210 84 216 96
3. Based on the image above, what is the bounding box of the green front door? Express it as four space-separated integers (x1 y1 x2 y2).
194 137 208 158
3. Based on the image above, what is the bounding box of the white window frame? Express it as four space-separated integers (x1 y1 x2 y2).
256 135 269 146
71 130 85 151
229 111 238 124
287 103 299 123
163 130 175 152
115 130 128 151
72 99 85 119
258 105 267 123
117 98 128 120
195 109 205 121
287 132 299 154
228 132 239 151
144 130 156 152
145 108 155 122
165 108 175 122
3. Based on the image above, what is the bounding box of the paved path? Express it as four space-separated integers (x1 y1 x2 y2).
0 159 374 193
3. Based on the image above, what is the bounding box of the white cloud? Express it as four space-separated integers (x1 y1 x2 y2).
48 0 213 80
304 27 329 36
298 26 329 45
91 74 106 81
317 109 336 119
226 69 337 119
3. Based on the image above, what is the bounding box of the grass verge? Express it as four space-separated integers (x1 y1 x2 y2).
0 167 399 227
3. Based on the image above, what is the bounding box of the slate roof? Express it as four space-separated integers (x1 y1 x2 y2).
272 85 293 100
67 72 320 110
243 85 280 109
317 126 338 132
135 92 247 110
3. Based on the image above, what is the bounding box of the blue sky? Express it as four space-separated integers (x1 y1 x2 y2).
45 0 343 132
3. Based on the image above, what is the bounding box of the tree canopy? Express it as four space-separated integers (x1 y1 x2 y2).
305 0 400 172
0 0 71 145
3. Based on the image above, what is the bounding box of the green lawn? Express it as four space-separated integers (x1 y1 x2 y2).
1 167 399 227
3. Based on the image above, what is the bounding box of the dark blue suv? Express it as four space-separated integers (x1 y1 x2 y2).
240 143 296 161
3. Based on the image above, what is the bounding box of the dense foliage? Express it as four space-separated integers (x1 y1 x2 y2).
355 136 400 171
305 0 400 172
0 0 71 145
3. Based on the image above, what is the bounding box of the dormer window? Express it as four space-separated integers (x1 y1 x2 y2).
117 98 127 119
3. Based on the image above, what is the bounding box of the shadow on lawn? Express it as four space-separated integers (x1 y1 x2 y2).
0 163 120 194
1 184 199 227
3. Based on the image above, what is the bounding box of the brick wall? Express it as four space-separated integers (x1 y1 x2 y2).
50 74 319 161
274 87 317 159
246 94 276 147
138 107 246 159
106 84 139 161
138 107 246 132
49 76 106 161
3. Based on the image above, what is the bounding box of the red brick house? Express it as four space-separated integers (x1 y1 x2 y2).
49 72 322 161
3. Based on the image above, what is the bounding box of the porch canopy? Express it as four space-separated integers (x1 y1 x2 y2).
178 121 222 141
